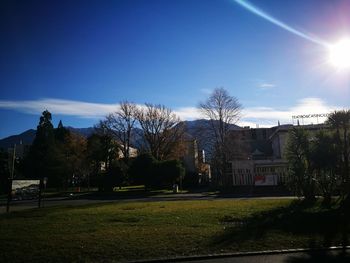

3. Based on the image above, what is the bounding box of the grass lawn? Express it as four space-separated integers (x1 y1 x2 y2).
1 199 349 262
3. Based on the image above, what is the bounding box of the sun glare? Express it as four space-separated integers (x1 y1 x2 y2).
329 38 350 69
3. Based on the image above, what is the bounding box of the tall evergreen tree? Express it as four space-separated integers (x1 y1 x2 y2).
52 120 71 188
55 120 69 143
25 110 56 181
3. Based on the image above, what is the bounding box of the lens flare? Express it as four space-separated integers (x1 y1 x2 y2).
329 39 350 69
233 0 329 47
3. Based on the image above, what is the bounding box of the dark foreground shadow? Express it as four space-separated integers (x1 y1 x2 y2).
285 249 350 263
213 199 350 250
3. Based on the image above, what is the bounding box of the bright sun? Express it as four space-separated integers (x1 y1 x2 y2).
329 38 350 69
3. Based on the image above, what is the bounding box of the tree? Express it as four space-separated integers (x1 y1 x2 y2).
87 133 117 173
129 153 156 186
136 103 185 161
63 132 88 188
86 126 119 191
95 122 119 170
100 159 128 192
327 110 350 202
25 110 56 181
310 131 340 204
55 120 69 142
101 101 137 163
50 120 71 188
198 87 242 186
286 127 315 200
155 159 185 188
87 134 104 176
129 153 184 189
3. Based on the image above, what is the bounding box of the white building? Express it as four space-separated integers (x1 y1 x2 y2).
227 124 327 186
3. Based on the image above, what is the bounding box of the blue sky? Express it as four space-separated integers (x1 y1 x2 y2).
1 0 350 139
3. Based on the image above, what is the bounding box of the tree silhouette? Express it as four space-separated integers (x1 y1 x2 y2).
286 127 315 200
310 131 339 203
26 110 56 181
101 101 137 163
136 103 185 161
327 110 350 203
198 87 242 186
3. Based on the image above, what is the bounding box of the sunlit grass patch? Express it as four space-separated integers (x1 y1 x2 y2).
0 199 347 262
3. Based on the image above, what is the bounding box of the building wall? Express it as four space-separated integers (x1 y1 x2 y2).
278 132 288 159
271 131 288 159
227 124 326 186
117 146 138 159
230 160 254 185
230 159 287 186
182 140 198 174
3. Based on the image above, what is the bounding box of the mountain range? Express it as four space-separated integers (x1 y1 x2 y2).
0 119 241 150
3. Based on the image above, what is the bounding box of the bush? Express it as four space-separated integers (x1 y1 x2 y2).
129 154 185 189
129 153 156 186
152 160 185 188
183 171 199 188
99 160 128 192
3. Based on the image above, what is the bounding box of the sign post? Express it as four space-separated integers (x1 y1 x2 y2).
43 177 48 190
38 180 42 208
6 179 12 213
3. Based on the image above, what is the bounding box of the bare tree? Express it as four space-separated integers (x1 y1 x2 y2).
136 103 185 160
101 101 137 163
198 87 242 186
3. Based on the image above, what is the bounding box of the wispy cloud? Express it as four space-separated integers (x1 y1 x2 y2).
199 88 212 94
241 97 340 126
174 107 202 120
187 97 340 126
0 98 120 118
0 97 343 127
0 98 203 120
258 83 276 89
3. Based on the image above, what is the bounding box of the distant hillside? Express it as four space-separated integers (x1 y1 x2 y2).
183 119 240 134
0 120 242 150
183 119 241 158
0 129 36 149
0 127 96 150
66 127 95 137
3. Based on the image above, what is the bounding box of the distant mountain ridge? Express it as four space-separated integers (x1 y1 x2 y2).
0 120 242 150
0 127 96 149
66 127 96 137
0 129 37 149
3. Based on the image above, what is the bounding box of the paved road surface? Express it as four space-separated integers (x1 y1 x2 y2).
180 249 350 263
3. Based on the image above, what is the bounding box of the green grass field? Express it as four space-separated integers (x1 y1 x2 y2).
1 199 349 262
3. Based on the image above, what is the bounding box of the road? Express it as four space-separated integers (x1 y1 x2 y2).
179 249 350 263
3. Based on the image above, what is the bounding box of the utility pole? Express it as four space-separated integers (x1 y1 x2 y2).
11 144 16 179
7 144 16 213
